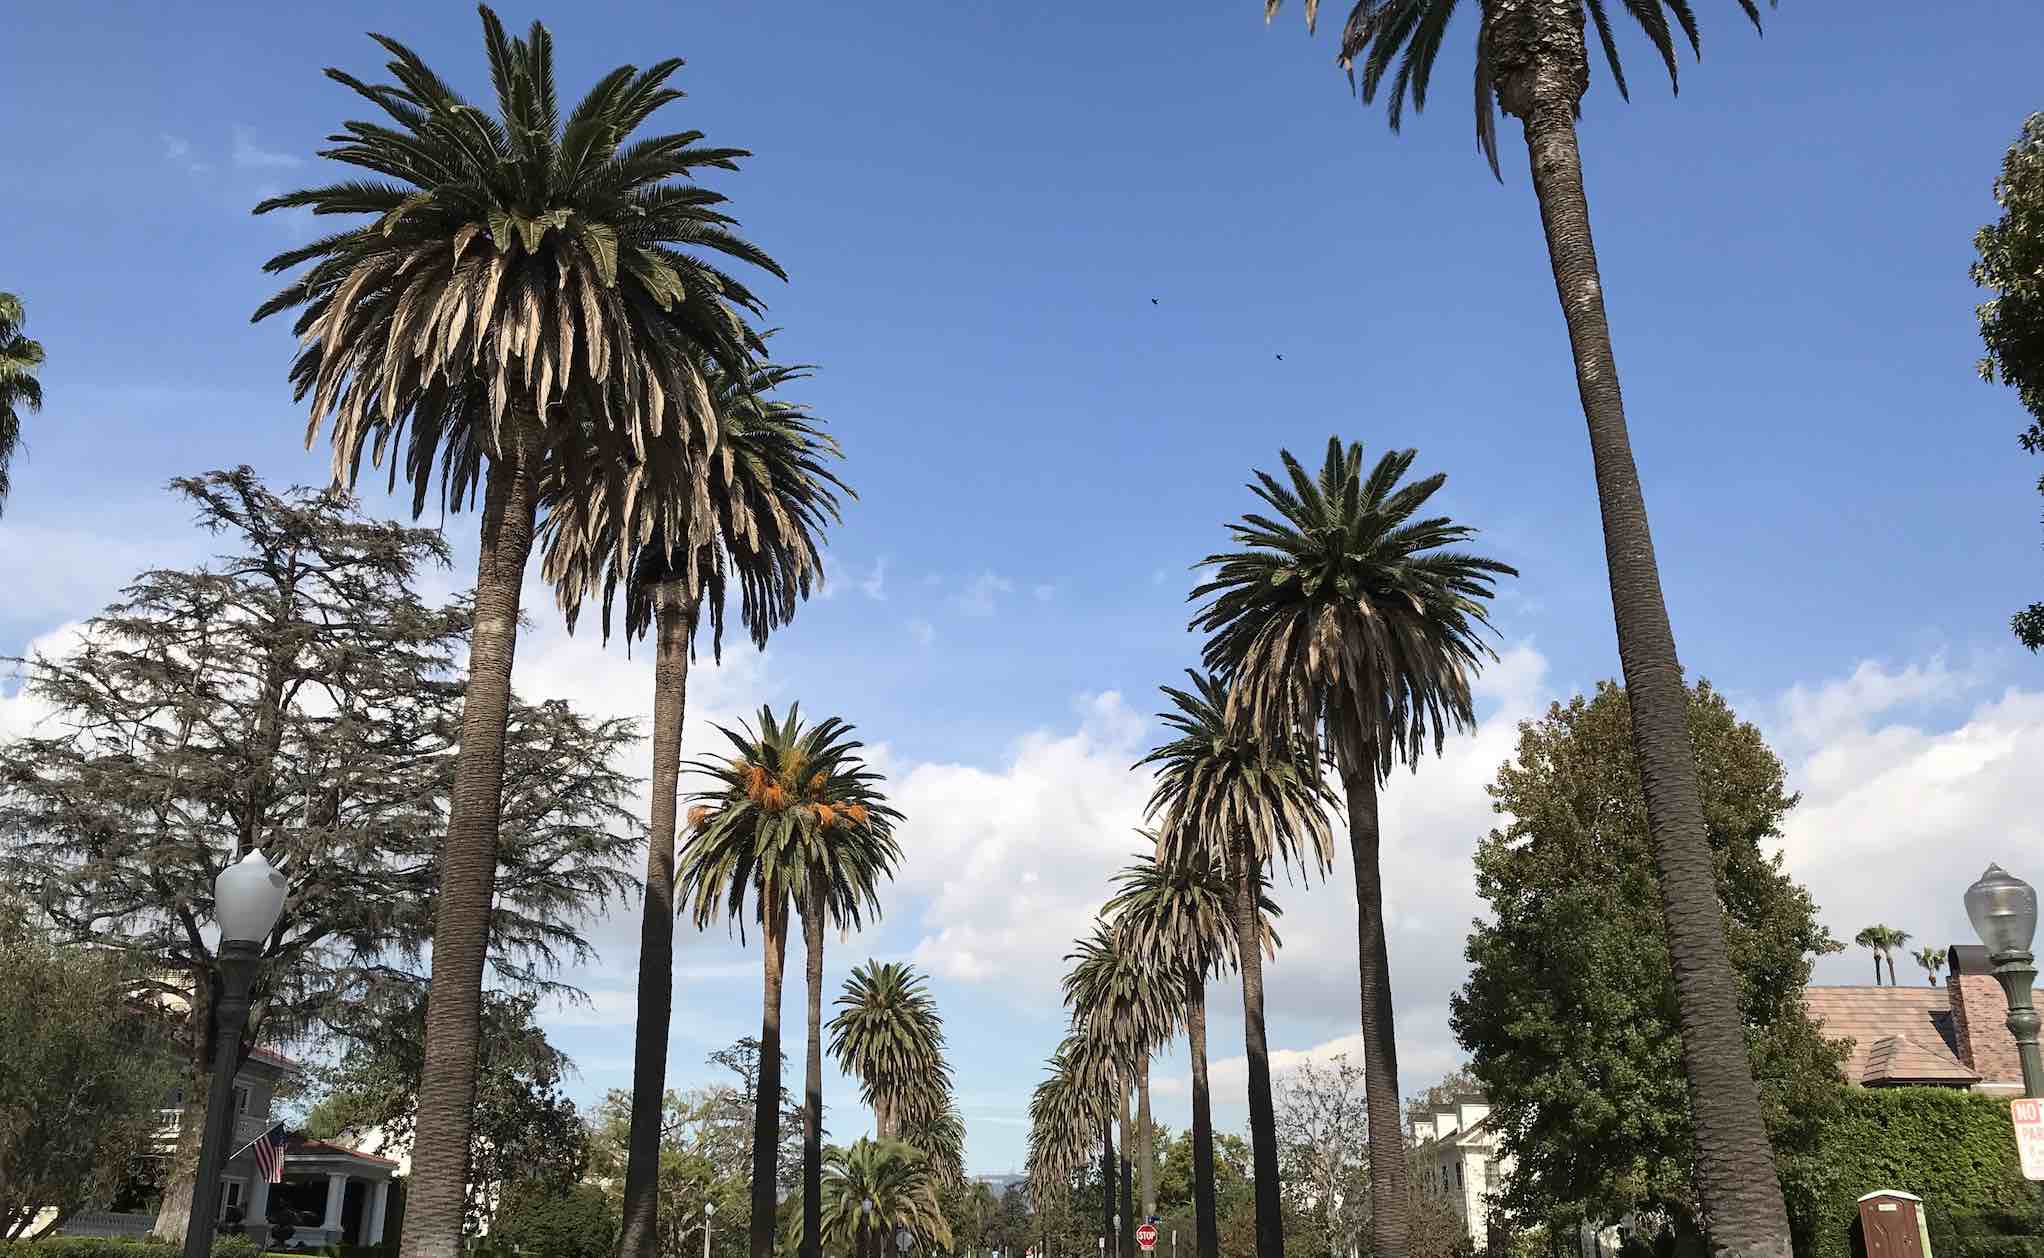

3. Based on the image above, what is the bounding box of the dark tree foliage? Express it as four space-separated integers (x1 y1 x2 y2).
0 471 640 1234
307 990 587 1234
1451 681 1847 1243
1971 113 2044 651
493 1182 619 1258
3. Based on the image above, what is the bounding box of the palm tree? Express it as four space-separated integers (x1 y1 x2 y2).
0 292 45 518
540 356 847 1258
252 16 780 1255
1914 945 1948 987
679 705 899 1258
1136 671 1336 1258
1853 925 1912 987
1063 921 1182 1258
897 1093 968 1191
1102 843 1280 1258
1264 2 1790 1253
829 960 952 1143
1188 438 1514 1258
819 1138 953 1258
1026 1037 1107 1227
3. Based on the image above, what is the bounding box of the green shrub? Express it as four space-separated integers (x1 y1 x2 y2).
0 1234 283 1258
490 1182 617 1258
1793 1087 2042 1258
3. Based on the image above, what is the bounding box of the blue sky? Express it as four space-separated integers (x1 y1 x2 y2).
5 1 2044 1174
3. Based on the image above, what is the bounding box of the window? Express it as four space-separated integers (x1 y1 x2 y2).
1455 1162 1464 1188
234 1085 251 1114
220 1180 245 1220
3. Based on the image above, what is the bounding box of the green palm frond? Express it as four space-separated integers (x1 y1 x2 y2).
1026 1033 1112 1191
0 291 48 517
251 6 781 518
818 1138 953 1254
1103 836 1282 983
1190 437 1516 783
827 960 954 1135
1062 919 1183 1059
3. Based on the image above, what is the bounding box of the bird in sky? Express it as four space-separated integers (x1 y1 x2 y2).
1150 297 1159 305
1275 353 1283 361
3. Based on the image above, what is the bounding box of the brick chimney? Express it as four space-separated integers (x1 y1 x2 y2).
1946 944 2028 1090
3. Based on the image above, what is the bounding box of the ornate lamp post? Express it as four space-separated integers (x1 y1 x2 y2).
1965 863 2044 1098
703 1200 716 1258
183 849 288 1258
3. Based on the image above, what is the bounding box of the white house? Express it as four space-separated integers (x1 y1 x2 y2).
1410 1095 1511 1253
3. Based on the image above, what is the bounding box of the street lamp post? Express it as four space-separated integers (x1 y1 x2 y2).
704 1200 717 1258
183 850 288 1258
1965 863 2044 1098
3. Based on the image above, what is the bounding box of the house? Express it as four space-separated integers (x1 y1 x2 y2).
1410 1095 1511 1253
1800 943 2030 1094
53 1046 398 1250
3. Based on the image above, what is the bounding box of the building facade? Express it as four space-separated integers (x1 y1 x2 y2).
1410 1096 1511 1253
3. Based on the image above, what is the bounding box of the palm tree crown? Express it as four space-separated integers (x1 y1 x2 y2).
1268 0 1767 176
819 1138 953 1254
0 292 47 517
1063 920 1185 1061
1027 1035 1109 1189
828 960 953 1138
1190 438 1516 783
252 5 781 516
1103 842 1281 984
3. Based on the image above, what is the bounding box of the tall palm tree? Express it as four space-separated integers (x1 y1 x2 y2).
1189 438 1514 1258
829 960 953 1144
252 16 779 1255
679 705 898 1258
1055 1025 1130 1258
1102 843 1281 1258
1136 671 1336 1258
0 292 46 518
1853 925 1912 987
1264 2 1790 1253
819 1138 953 1258
1063 921 1181 1258
897 1093 968 1191
1914 945 1948 987
540 355 848 1258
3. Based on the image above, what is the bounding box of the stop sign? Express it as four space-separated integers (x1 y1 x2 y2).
1137 1225 1158 1252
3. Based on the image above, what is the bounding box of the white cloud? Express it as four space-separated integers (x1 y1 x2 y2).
953 571 1014 618
233 125 304 169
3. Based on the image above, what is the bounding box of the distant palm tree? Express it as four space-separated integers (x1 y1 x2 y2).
1189 438 1513 1258
1915 945 1948 987
1104 843 1280 1258
540 356 847 1258
1137 671 1336 1258
1026 1036 1107 1217
829 960 952 1142
819 1138 952 1258
251 15 780 1254
897 1094 968 1192
1263 2 1788 1252
679 705 898 1258
1853 925 1912 987
0 292 46 518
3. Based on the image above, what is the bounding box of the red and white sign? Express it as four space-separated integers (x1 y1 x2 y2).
1136 1225 1158 1253
2013 1099 2044 1181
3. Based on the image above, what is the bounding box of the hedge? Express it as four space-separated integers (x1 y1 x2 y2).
0 1240 259 1258
1794 1087 2044 1258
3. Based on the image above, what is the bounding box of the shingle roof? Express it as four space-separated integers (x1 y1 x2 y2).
284 1134 400 1166
1802 986 1974 1086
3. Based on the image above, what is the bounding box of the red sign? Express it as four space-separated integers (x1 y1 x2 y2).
1137 1225 1158 1252
2014 1099 2044 1181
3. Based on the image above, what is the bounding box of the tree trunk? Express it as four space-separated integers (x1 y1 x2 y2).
1118 1086 1134 1258
803 881 826 1258
1512 91 1794 1258
1102 1120 1116 1258
752 900 791 1258
1137 1061 1155 1221
1870 953 1881 985
151 965 216 1247
400 428 541 1258
1233 842 1284 1258
617 594 694 1258
1337 758 1410 1258
1186 981 1219 1258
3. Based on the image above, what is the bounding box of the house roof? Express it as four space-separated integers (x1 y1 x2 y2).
284 1134 400 1167
1802 986 1975 1086
248 1046 298 1071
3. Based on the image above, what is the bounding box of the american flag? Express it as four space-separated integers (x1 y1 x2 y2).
251 1125 288 1184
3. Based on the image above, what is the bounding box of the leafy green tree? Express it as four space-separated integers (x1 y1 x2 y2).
250 11 781 1252
0 470 636 1245
1851 925 1911 987
1267 1 1799 1249
0 292 45 517
1189 438 1515 1258
540 357 847 1258
680 707 898 1258
1971 113 2044 651
1137 671 1336 1258
1103 847 1278 1258
0 903 181 1239
493 1181 619 1258
1450 680 1848 1248
306 990 587 1234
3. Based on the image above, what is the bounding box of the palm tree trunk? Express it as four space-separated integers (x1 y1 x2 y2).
1512 93 1794 1258
1232 841 1284 1258
1185 980 1219 1258
1102 1119 1117 1256
753 899 791 1258
802 881 826 1258
1137 1062 1156 1221
1870 953 1881 985
1337 757 1411 1258
618 594 695 1258
1118 1085 1134 1258
401 427 540 1258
